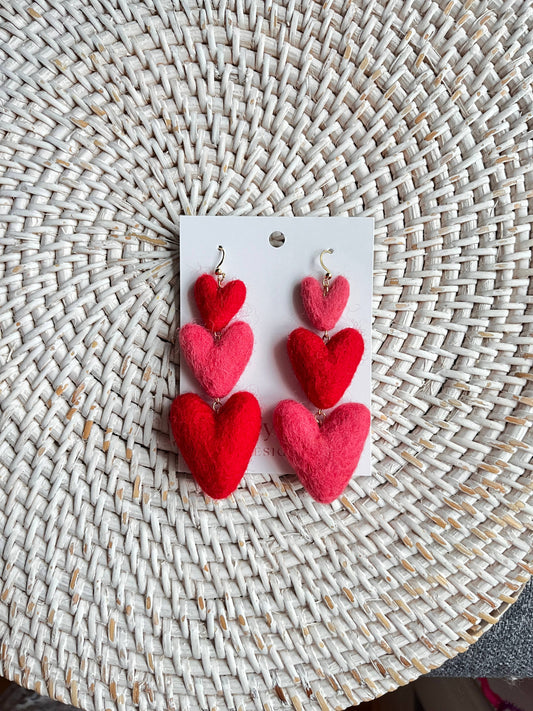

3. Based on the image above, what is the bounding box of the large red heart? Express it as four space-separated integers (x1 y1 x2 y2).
301 275 350 331
287 327 364 409
273 399 370 503
170 392 261 499
179 321 253 398
194 273 246 332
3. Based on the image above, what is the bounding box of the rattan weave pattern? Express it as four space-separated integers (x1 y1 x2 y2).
0 0 532 709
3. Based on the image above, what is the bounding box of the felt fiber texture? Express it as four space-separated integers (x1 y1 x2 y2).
273 399 370 503
287 327 364 409
194 273 246 332
170 392 261 499
179 321 253 398
301 275 350 331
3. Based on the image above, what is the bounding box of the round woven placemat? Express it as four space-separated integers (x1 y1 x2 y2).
0 1 532 709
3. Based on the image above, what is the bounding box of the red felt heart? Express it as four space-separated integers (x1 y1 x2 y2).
194 273 246 332
274 399 370 503
170 392 261 499
288 327 364 409
301 275 350 331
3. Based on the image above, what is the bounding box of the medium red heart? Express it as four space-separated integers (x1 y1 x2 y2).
274 399 370 503
170 392 261 499
194 273 246 332
288 327 364 409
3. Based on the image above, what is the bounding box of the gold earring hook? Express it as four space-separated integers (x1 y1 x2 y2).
320 248 334 279
215 245 225 284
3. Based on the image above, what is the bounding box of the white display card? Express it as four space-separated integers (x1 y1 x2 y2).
179 216 373 476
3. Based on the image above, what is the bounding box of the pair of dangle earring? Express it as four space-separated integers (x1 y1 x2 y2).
170 247 370 503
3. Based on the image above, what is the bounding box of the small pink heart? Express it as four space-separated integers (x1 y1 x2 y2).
273 399 370 503
180 321 253 398
301 275 350 331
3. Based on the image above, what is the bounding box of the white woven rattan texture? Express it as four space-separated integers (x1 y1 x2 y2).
0 1 532 709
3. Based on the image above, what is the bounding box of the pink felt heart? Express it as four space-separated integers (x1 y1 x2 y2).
273 399 370 503
180 321 253 398
301 275 350 331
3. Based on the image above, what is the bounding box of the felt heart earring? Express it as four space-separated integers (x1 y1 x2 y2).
170 246 261 499
274 249 370 504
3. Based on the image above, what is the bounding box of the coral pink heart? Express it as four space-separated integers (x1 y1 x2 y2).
273 399 370 503
194 273 246 332
180 321 253 398
288 327 364 409
170 392 261 498
301 276 350 331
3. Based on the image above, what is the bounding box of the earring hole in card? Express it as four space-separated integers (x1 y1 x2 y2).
269 231 285 248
